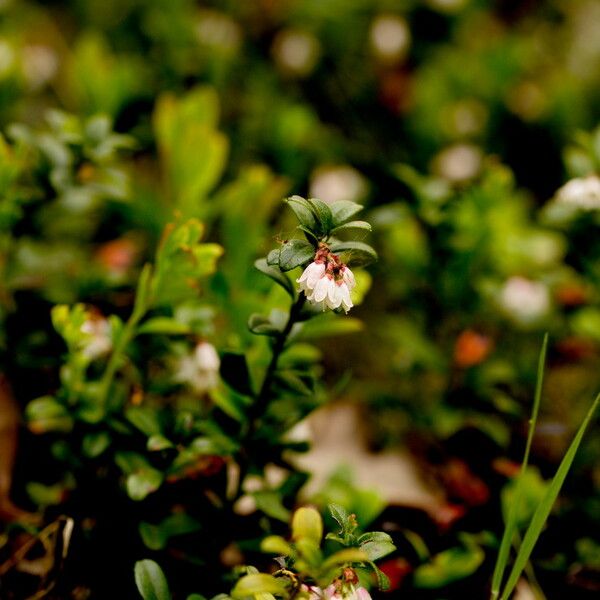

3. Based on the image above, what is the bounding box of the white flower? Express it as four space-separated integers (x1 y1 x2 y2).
297 261 326 293
555 175 600 211
175 341 220 393
81 317 112 360
195 341 220 372
342 266 356 291
499 277 550 324
297 251 355 313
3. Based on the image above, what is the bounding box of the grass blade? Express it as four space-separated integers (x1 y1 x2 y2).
499 391 600 600
490 334 548 599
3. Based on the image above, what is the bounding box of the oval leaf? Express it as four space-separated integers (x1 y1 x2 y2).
134 559 172 600
278 239 315 272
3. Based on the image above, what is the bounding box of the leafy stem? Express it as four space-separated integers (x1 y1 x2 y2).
97 268 152 409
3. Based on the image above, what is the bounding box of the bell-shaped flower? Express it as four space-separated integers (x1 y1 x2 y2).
297 260 326 293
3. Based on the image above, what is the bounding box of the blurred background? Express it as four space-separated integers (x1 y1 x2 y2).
1 0 600 598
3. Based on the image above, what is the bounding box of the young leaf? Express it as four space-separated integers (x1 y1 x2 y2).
278 239 315 272
254 258 295 298
499 391 600 600
329 503 350 533
231 574 286 598
292 507 323 544
219 352 254 397
134 559 172 600
261 535 293 556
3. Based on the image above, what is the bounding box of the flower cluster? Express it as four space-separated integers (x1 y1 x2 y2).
297 244 355 313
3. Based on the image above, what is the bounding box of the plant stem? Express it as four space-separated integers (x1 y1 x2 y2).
235 293 306 496
251 293 306 424
98 305 145 409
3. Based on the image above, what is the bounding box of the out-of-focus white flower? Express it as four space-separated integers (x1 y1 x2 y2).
81 316 112 360
555 175 600 211
500 277 550 324
370 14 411 64
309 165 367 204
21 45 58 90
175 341 220 393
432 143 482 183
195 10 241 52
272 29 320 77
443 99 488 137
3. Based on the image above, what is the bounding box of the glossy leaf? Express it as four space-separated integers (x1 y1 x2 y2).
278 239 315 271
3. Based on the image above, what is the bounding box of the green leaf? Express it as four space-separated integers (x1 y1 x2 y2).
266 249 281 266
254 258 295 298
252 490 291 522
292 507 323 544
219 352 254 397
367 562 391 591
286 195 317 230
26 396 73 434
499 391 600 600
134 559 172 600
329 241 377 266
261 535 293 556
278 239 315 272
306 197 334 235
82 431 111 458
139 514 201 550
330 200 364 226
273 371 313 397
126 406 162 436
330 221 372 235
360 538 396 561
413 545 485 588
248 314 281 336
491 334 547 598
329 503 351 533
209 388 248 422
147 435 174 451
137 317 191 335
127 468 164 501
231 574 286 598
321 548 369 571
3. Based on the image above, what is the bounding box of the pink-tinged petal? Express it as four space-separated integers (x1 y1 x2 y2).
353 588 372 600
343 266 356 290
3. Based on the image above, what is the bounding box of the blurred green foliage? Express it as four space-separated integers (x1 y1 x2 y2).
0 0 599 598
